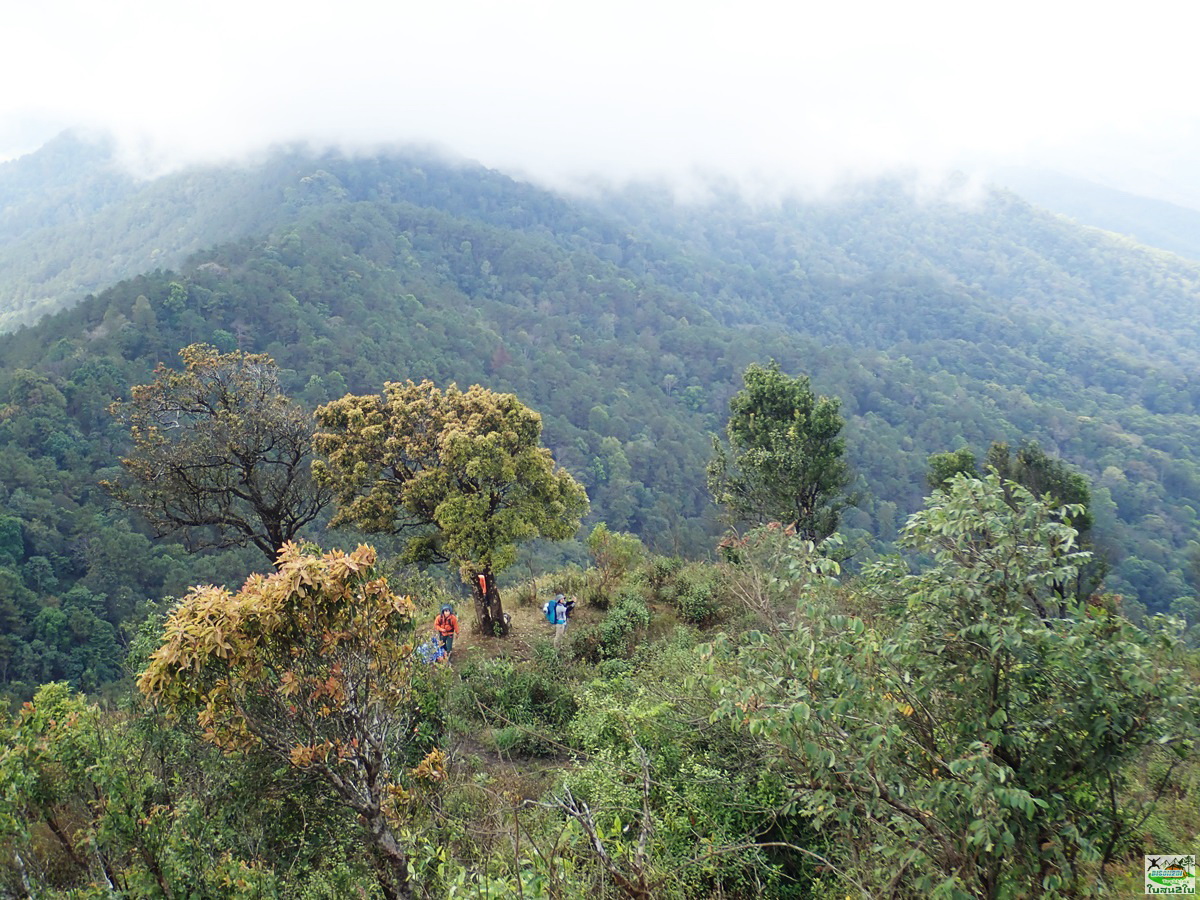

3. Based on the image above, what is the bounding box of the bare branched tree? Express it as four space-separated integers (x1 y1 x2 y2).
105 344 330 562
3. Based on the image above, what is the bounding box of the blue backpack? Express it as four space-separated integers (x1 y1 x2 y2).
416 634 446 664
543 600 557 624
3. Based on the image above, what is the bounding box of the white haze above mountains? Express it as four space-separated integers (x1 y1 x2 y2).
2 0 1197 209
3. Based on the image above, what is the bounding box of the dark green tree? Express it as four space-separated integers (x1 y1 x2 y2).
707 475 1199 897
986 441 1093 530
926 446 978 492
708 361 853 541
928 440 1105 607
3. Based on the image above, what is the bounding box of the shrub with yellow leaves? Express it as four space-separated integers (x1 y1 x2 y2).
139 542 431 900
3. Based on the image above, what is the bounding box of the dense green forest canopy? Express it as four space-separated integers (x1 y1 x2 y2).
1 143 1200 701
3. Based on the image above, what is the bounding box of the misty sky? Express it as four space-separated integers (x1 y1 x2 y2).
2 1 1196 202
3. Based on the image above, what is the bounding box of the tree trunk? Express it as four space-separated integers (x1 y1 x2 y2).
365 812 412 900
472 569 508 636
13 849 32 898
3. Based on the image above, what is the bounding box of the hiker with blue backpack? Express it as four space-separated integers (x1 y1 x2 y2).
543 592 573 647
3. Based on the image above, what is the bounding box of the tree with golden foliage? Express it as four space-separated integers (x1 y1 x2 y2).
105 344 330 562
313 381 588 636
138 543 440 900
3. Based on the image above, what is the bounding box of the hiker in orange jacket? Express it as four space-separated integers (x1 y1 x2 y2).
434 604 459 658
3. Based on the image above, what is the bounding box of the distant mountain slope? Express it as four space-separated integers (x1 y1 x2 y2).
0 133 132 237
992 167 1200 262
1 143 1199 645
598 177 1200 367
0 134 318 330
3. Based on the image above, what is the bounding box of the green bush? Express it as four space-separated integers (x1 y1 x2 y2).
529 636 566 671
596 658 633 678
668 562 722 626
638 555 683 602
407 661 452 760
491 724 558 757
564 623 603 663
705 477 1200 897
550 566 589 597
586 524 647 609
451 657 576 730
578 578 612 609
598 591 652 659
562 658 811 899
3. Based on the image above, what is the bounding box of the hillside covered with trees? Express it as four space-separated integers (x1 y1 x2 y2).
0 138 1198 896
3 144 1200 626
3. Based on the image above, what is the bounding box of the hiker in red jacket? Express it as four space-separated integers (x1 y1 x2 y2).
434 604 459 659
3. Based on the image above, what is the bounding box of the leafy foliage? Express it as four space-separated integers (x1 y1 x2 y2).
560 638 811 899
709 362 853 541
586 523 647 607
0 681 386 897
596 592 653 660
929 440 1106 606
139 543 440 899
449 655 577 757
706 476 1200 897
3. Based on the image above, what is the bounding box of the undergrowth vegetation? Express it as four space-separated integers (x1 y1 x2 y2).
1 493 1197 898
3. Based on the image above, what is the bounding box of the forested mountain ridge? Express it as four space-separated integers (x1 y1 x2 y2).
0 134 325 331
601 177 1200 369
2 142 1200 700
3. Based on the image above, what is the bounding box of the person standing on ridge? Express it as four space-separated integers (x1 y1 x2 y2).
552 593 569 648
434 604 459 659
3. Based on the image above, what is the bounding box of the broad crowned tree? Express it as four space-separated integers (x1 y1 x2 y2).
313 380 588 636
